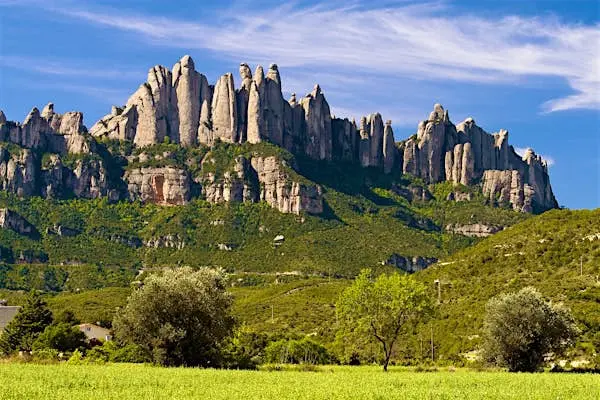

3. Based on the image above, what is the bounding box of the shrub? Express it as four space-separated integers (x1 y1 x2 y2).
482 287 580 372
32 323 87 353
264 338 333 365
113 267 235 367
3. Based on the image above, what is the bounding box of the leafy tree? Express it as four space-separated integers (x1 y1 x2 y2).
482 287 580 372
336 269 433 371
0 291 53 354
113 267 235 367
32 323 87 353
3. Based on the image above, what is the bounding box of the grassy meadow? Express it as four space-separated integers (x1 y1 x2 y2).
0 363 597 400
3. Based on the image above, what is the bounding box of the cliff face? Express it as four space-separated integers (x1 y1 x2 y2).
0 55 558 214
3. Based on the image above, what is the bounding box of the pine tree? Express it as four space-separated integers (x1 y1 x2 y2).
0 291 53 354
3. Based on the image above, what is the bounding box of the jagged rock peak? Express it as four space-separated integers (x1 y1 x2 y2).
41 102 55 119
0 110 6 124
254 65 265 87
289 93 297 106
239 63 252 82
178 54 194 69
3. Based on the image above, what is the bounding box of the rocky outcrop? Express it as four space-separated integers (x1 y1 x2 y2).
386 254 438 273
251 156 323 214
446 223 504 237
202 156 257 203
0 55 557 215
400 104 556 212
0 208 38 238
0 146 36 197
202 154 323 214
125 167 190 205
391 184 432 203
145 234 186 249
210 73 238 144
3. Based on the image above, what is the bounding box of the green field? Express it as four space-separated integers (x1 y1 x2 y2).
0 364 597 400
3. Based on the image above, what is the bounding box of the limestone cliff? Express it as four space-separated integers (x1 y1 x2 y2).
0 54 558 214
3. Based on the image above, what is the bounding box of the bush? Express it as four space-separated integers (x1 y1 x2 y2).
113 267 235 367
86 341 150 363
264 338 334 365
482 287 580 372
32 323 87 353
221 328 270 369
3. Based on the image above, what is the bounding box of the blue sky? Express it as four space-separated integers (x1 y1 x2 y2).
0 0 598 209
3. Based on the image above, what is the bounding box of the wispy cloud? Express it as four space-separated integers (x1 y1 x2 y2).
0 55 142 80
514 147 556 167
40 1 599 113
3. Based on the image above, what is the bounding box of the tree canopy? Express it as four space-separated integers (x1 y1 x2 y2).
336 269 433 371
113 267 235 367
0 291 53 354
482 287 580 372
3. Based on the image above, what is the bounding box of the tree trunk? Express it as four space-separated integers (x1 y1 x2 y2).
383 350 392 372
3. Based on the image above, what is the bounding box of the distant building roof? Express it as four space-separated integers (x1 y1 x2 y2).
78 323 112 341
0 306 20 332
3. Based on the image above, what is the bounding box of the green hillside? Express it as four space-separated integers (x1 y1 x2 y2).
414 209 600 362
0 143 530 290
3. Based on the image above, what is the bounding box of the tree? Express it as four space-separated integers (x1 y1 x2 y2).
32 323 87 353
336 269 433 371
113 267 235 366
0 291 53 354
482 287 580 372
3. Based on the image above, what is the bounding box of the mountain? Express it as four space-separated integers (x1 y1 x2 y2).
0 55 556 215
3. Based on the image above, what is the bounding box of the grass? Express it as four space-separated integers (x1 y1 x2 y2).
0 364 597 400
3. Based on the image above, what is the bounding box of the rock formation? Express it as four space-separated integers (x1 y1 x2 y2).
0 54 558 215
125 167 191 205
386 254 438 273
446 223 504 237
0 208 38 238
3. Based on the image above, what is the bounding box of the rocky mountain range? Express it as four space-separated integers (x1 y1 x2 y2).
0 55 557 214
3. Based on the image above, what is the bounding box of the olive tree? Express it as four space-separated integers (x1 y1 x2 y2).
482 287 579 372
113 267 235 367
336 269 433 371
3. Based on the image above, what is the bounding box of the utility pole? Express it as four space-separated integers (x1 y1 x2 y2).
430 325 434 362
271 305 274 323
580 255 583 276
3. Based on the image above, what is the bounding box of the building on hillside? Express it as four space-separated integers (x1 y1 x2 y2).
78 323 112 342
0 303 20 332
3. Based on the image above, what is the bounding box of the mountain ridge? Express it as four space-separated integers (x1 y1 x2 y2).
0 55 556 214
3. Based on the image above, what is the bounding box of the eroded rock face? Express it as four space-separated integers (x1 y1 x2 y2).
172 55 202 147
0 147 36 197
400 104 557 212
251 156 323 214
210 73 238 144
145 234 186 249
386 254 438 273
129 66 178 147
0 56 557 214
0 208 38 238
201 153 322 214
202 156 257 203
125 167 190 205
301 85 332 160
446 223 504 237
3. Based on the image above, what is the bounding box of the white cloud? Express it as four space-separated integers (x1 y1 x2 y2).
0 55 142 80
514 147 555 167
39 1 599 114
